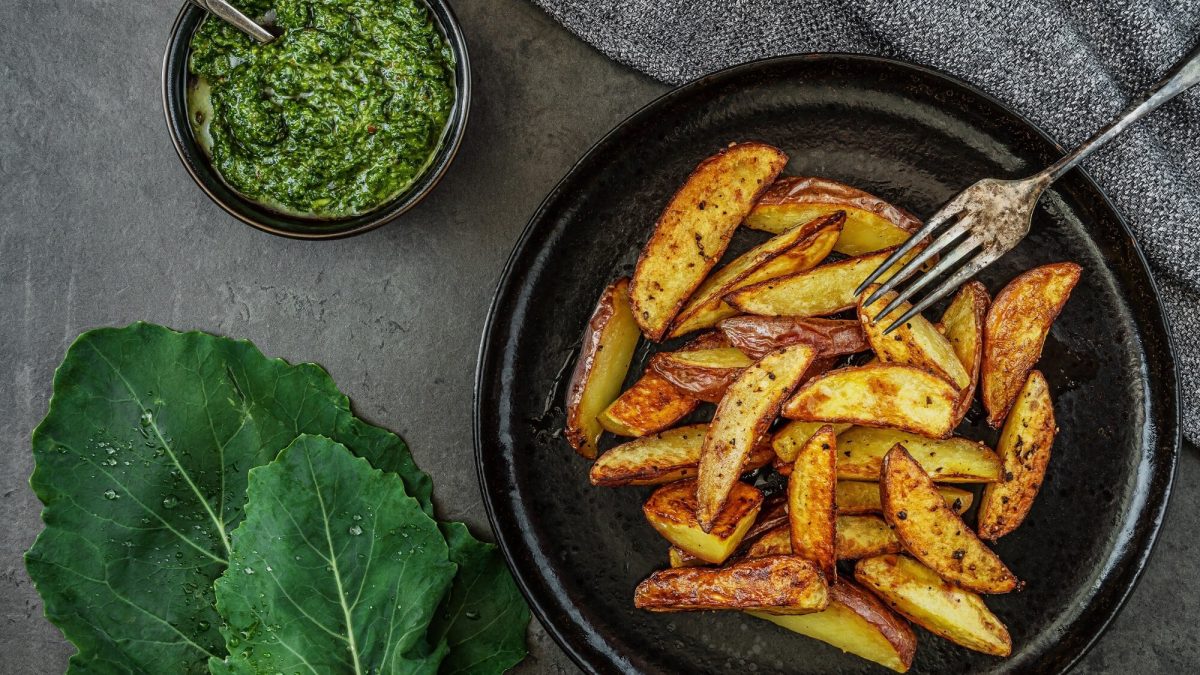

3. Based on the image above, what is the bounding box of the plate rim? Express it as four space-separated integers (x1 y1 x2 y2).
473 52 1180 674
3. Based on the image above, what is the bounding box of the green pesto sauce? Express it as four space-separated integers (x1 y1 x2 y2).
188 0 454 217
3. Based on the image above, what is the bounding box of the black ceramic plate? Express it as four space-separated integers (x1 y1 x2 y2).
475 55 1178 674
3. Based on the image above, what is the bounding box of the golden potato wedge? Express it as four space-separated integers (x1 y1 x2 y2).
772 420 853 463
783 364 959 439
856 554 1012 657
598 370 697 437
744 176 922 256
598 331 728 436
630 142 788 340
939 281 990 424
745 516 901 561
719 316 868 361
725 246 920 318
590 424 773 487
881 445 1019 594
836 515 904 561
750 580 916 673
669 212 844 337
859 287 969 389
668 546 706 568
564 277 642 458
635 555 828 614
788 425 838 580
982 262 1081 426
697 344 816 529
745 495 789 540
644 479 763 564
650 347 754 403
978 370 1057 540
835 427 1001 483
836 481 973 515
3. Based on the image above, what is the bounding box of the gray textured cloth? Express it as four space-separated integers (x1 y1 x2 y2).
533 0 1200 443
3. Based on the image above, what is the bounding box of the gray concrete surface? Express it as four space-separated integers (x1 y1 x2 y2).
0 1 1195 672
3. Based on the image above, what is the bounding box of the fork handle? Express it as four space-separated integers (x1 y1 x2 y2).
190 0 275 44
1042 41 1200 182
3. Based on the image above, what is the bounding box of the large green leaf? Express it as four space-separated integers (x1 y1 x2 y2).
430 523 530 674
210 435 455 674
25 323 431 673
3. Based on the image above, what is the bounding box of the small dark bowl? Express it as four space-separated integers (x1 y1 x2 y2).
161 1 471 239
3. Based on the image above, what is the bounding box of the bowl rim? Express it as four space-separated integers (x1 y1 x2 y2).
161 0 471 240
472 52 1180 675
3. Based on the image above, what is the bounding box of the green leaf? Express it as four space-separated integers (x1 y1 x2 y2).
210 435 456 674
430 523 530 674
25 323 430 673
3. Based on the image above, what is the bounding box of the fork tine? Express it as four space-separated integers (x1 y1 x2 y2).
870 235 980 323
881 248 1000 334
862 216 973 309
853 210 954 299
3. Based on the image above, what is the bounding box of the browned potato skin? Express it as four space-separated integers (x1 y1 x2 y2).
982 262 1081 427
783 364 959 439
697 344 815 530
589 424 773 487
634 555 829 614
565 277 642 458
719 316 868 361
598 331 729 436
630 142 788 340
978 370 1057 540
938 281 990 424
745 177 921 256
881 445 1019 594
788 425 838 580
745 516 902 561
827 581 916 670
649 348 753 403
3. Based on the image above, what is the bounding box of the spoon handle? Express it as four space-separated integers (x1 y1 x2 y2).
191 0 275 44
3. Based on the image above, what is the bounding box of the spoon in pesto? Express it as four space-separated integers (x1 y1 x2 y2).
189 0 276 44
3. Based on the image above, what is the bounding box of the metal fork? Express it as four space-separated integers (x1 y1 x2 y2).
857 42 1200 333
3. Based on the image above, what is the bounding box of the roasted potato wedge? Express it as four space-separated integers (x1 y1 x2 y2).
836 481 973 516
719 316 868 361
788 425 838 580
978 370 1057 540
750 580 916 673
630 142 788 340
836 427 1001 483
669 212 844 337
565 277 641 458
598 371 697 437
783 364 959 439
744 176 922 256
726 246 920 318
982 262 1081 426
836 514 904 560
635 555 828 614
644 478 763 564
599 332 729 436
746 516 902 561
772 420 853 463
857 555 1012 657
697 344 816 529
859 287 969 389
650 347 754 402
939 281 990 424
881 445 1019 594
590 424 773 487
